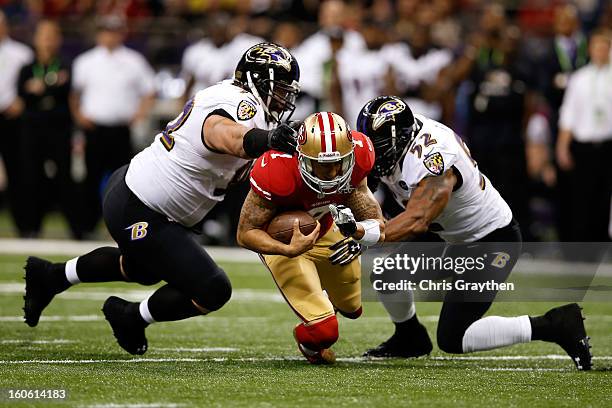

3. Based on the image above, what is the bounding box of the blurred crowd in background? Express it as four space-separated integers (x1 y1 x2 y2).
0 0 611 244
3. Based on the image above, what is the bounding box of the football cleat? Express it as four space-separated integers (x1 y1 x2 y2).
363 320 433 358
23 257 68 327
293 326 336 365
102 296 148 355
543 303 592 370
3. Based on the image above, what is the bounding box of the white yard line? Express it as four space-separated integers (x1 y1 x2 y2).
151 347 239 353
0 339 77 344
84 404 185 408
1 355 611 364
0 283 283 303
0 239 258 262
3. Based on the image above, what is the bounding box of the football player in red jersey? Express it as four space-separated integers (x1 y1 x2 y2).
237 111 385 364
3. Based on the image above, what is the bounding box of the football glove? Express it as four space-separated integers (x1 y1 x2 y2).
329 237 362 266
329 204 357 237
268 123 297 154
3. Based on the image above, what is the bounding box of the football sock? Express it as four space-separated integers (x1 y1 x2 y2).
462 315 532 353
67 247 125 284
379 289 416 323
146 284 203 322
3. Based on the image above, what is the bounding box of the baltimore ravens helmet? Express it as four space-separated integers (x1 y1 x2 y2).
356 96 417 178
234 42 300 124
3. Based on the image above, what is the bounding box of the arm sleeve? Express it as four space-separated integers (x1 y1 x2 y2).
558 72 580 132
71 57 85 91
136 55 156 96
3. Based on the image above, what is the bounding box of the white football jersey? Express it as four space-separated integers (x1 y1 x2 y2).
381 114 512 243
126 80 270 227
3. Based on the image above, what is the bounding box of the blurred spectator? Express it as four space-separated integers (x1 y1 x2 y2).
533 4 587 241
293 0 365 115
70 15 155 235
384 22 452 121
452 6 536 238
17 20 82 238
338 20 391 127
181 14 229 99
0 9 33 236
556 29 612 242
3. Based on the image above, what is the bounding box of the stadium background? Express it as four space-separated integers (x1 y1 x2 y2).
0 0 610 244
0 3 611 406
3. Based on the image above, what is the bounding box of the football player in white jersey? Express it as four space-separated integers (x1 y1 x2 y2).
356 96 591 370
22 43 301 355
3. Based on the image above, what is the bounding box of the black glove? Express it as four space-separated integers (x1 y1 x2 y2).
268 123 297 154
286 120 303 132
329 204 357 237
329 237 362 266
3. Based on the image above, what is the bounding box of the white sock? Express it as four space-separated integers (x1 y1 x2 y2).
378 289 416 323
65 257 80 285
138 297 156 324
462 315 532 353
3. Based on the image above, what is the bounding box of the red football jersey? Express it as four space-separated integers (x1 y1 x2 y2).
249 131 375 235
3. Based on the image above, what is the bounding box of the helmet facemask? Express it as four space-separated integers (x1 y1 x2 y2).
246 68 300 124
299 150 355 195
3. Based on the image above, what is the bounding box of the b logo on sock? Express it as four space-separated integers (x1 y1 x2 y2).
127 222 149 241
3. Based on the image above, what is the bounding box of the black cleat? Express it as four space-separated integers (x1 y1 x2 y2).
544 303 592 371
102 296 148 355
23 257 68 327
364 320 433 358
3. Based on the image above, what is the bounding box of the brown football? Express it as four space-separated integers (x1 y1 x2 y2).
266 211 317 245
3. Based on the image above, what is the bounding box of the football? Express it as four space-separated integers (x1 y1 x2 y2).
266 210 317 244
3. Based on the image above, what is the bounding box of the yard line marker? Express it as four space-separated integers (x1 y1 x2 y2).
84 404 185 408
0 284 284 303
152 347 239 353
0 339 77 344
1 355 611 364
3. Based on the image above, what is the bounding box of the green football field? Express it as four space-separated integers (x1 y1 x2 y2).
1 253 611 407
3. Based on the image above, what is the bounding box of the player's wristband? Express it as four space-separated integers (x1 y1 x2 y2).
243 128 270 158
356 219 381 246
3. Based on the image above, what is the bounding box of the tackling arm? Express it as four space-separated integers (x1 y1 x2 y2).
203 115 251 159
384 170 457 242
203 115 298 159
237 190 320 257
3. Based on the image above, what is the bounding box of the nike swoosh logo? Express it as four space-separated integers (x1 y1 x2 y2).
261 158 267 167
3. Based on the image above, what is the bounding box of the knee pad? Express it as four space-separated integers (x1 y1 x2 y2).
295 315 339 350
194 268 232 312
336 306 362 320
436 323 464 354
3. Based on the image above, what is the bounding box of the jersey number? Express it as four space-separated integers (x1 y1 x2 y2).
409 133 437 159
160 98 194 151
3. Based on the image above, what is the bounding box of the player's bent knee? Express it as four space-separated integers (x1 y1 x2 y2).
295 315 339 350
436 325 464 354
196 268 232 312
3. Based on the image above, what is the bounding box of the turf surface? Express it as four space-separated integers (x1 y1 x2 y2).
1 254 611 407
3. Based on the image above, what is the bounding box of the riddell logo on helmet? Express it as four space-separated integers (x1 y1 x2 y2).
318 151 341 161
